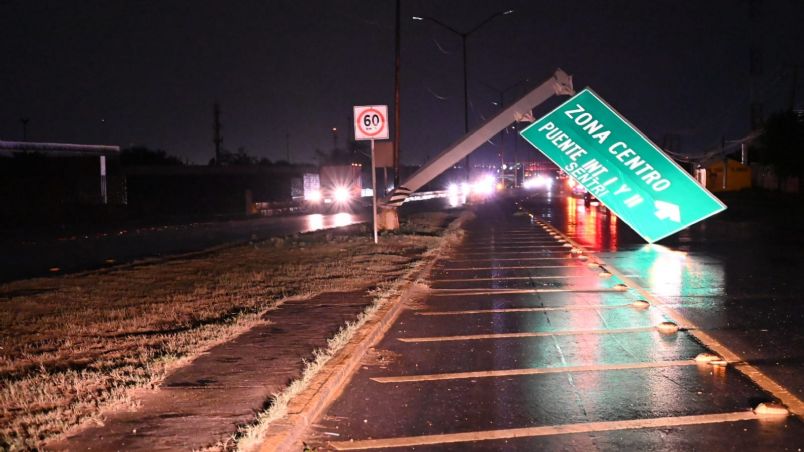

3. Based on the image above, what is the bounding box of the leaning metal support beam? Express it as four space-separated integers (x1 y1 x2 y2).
384 68 574 208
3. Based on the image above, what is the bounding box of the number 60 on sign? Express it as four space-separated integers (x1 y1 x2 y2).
354 105 389 141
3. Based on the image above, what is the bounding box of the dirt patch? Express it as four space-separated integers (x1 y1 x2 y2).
360 348 403 369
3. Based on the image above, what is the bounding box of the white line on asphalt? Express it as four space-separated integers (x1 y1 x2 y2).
456 249 571 255
327 411 759 450
440 257 579 263
465 240 563 244
397 327 656 343
431 275 590 283
430 288 627 296
370 359 697 383
434 265 586 271
460 243 564 249
414 304 634 316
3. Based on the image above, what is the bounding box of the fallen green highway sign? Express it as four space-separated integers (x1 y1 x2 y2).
520 88 726 243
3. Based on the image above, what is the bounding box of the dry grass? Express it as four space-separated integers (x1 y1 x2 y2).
0 212 454 450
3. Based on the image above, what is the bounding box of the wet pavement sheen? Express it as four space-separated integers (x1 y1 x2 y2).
305 195 804 450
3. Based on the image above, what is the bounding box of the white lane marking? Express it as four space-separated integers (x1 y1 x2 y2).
456 249 572 255
430 288 626 297
430 287 626 296
545 219 804 416
434 265 586 271
460 244 564 249
414 304 634 316
328 411 759 450
439 257 576 263
397 327 656 343
465 241 565 245
431 275 590 283
371 360 697 383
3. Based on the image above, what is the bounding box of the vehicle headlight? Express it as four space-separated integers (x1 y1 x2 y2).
334 186 350 203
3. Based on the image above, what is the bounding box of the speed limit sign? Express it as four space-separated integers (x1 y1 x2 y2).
353 105 389 141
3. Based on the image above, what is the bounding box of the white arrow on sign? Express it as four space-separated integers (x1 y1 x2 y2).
654 200 681 222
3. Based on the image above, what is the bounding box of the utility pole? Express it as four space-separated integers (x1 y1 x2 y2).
213 102 223 165
721 136 728 190
789 65 798 111
286 132 291 163
20 118 29 140
748 0 763 130
393 0 401 189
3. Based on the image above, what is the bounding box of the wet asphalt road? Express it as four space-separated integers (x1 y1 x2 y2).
304 194 804 450
0 211 367 284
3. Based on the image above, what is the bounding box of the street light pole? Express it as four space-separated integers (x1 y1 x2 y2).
20 118 29 141
393 0 402 190
462 34 469 136
413 9 514 180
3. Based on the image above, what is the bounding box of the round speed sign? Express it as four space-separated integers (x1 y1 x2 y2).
353 105 389 140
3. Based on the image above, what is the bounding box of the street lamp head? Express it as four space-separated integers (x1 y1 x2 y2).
503 9 515 15
411 16 423 21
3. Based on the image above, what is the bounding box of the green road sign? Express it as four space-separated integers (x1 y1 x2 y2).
520 88 726 243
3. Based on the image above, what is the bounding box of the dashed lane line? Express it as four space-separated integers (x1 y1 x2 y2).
397 326 657 343
414 304 634 316
370 359 697 383
327 411 760 450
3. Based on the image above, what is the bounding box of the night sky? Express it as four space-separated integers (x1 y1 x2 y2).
1 0 801 165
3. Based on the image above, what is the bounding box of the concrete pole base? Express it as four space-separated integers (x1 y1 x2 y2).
378 207 400 231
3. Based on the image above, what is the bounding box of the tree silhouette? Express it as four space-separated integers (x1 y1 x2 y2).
752 110 804 190
314 140 370 166
121 146 184 166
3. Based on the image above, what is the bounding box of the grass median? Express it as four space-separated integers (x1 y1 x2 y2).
0 211 457 449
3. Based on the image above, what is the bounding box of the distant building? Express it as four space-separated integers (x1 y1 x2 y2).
0 141 123 225
695 158 751 192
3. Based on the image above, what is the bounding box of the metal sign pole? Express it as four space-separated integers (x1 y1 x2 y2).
371 139 378 244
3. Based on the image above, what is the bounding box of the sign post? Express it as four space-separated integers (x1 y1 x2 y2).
520 88 725 243
353 105 389 244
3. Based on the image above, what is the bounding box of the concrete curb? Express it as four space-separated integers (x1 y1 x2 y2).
256 210 473 452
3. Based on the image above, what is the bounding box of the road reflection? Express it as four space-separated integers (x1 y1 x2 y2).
611 245 726 302
302 212 357 232
334 212 352 227
549 195 725 303
560 196 619 251
306 214 325 231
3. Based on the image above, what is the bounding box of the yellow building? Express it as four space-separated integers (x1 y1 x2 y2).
695 158 751 192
